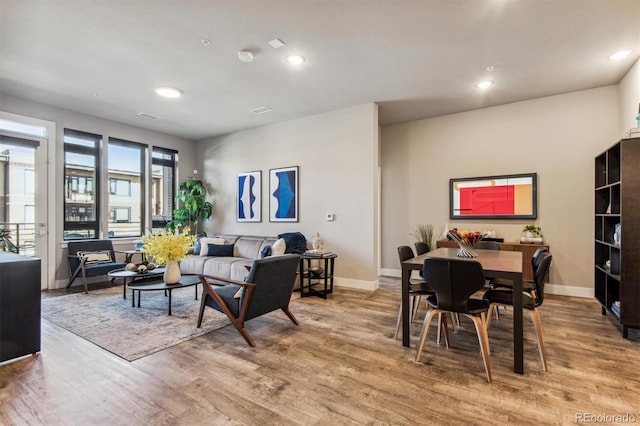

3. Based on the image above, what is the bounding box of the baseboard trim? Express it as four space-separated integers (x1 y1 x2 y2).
381 268 592 298
545 284 593 298
52 276 107 291
335 277 379 291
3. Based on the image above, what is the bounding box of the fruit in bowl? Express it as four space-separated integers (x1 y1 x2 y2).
448 229 483 247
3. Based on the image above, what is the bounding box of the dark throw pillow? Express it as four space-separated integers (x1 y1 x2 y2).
206 243 234 257
260 245 272 258
277 232 307 254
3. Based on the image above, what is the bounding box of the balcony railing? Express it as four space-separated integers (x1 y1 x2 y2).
0 222 36 256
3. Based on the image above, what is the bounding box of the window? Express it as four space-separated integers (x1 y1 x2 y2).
0 119 47 137
109 207 131 223
24 169 35 194
64 129 100 239
63 129 168 240
109 178 131 196
107 138 145 238
151 147 178 231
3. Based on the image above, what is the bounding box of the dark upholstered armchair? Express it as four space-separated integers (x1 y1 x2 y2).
66 240 126 294
197 254 301 347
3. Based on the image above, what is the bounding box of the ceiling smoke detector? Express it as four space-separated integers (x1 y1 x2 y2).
238 50 254 63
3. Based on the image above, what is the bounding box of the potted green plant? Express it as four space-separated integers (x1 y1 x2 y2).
166 177 212 236
523 225 543 238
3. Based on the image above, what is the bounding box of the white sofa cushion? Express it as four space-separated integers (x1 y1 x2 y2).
271 238 286 256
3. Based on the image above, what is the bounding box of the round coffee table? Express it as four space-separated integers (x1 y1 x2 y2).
127 275 200 316
108 267 166 299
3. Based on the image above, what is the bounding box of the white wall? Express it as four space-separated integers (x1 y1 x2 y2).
381 86 620 296
196 103 380 289
618 57 640 137
0 94 197 288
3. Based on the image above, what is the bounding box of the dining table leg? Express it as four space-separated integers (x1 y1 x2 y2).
512 274 524 374
401 264 410 347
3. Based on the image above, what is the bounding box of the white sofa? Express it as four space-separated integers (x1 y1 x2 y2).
179 234 306 286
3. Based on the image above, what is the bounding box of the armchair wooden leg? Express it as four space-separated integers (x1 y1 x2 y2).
281 305 300 326
82 267 89 294
225 315 256 347
67 265 83 289
197 294 207 328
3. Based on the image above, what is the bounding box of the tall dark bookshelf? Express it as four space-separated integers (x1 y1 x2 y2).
594 137 640 338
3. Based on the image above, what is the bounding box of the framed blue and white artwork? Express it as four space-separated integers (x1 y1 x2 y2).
269 166 298 222
237 171 261 222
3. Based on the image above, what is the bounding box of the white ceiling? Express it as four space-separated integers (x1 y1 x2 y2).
1 0 639 140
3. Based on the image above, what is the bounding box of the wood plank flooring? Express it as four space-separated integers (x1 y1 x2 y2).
1 276 639 425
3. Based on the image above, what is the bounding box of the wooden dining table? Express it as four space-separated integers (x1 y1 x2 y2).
401 247 525 374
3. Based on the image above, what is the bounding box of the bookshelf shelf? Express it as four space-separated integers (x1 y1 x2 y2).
594 137 640 338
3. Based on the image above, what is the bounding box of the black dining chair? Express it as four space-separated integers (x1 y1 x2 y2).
415 257 492 382
491 246 549 293
395 246 436 339
414 241 429 256
484 253 553 371
475 241 501 250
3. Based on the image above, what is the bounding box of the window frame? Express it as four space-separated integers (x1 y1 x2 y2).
151 147 178 230
107 137 147 238
63 129 101 239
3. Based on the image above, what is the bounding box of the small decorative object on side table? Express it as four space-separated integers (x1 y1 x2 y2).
300 250 337 299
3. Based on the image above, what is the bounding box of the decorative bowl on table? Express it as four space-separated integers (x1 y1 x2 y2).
447 229 483 258
309 267 324 278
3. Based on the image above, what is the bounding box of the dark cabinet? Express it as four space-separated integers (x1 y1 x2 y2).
594 137 640 338
0 252 41 362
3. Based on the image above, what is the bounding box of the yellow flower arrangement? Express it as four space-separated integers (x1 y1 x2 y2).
140 227 195 265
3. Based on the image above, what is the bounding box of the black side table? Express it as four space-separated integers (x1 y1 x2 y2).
299 252 337 299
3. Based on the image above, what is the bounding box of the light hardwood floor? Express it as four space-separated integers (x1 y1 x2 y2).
1 277 639 425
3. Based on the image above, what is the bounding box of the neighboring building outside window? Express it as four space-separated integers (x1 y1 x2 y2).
63 129 100 239
151 147 177 232
63 129 176 240
107 138 145 238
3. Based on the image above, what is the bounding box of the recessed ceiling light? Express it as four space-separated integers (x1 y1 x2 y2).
475 80 494 89
286 55 305 65
155 87 183 98
201 39 211 47
608 50 631 60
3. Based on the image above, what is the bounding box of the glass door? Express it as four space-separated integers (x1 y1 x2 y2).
0 117 50 290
